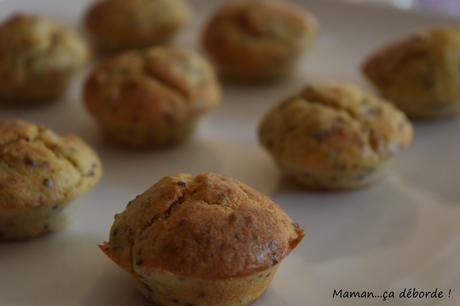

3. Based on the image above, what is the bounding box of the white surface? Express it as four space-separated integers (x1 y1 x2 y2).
1 1 460 306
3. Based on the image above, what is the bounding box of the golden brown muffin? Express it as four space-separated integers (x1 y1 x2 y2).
363 26 460 119
83 46 221 149
100 172 304 306
0 14 89 104
202 0 318 81
259 81 413 190
0 120 102 240
85 0 191 54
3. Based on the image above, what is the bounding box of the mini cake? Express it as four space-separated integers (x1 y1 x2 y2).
363 26 460 119
85 0 191 54
0 120 102 240
83 46 221 149
100 172 304 306
0 14 89 104
202 0 318 81
258 81 413 190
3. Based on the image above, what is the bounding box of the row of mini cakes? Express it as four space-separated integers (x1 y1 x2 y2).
84 0 319 79
0 122 304 306
0 0 317 105
2 0 459 120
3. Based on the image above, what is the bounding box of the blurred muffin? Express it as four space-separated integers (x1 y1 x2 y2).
83 46 220 149
259 81 413 190
0 120 102 240
203 0 318 81
0 14 89 104
363 26 460 119
85 0 191 54
100 172 304 306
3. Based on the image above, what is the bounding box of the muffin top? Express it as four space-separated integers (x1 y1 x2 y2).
203 0 318 63
363 26 460 104
84 47 220 126
101 172 304 280
85 0 191 52
0 14 88 83
0 120 102 209
259 81 413 174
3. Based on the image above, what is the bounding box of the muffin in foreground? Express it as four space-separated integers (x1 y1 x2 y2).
85 0 191 54
100 172 304 306
0 120 102 240
259 81 413 190
363 26 460 119
83 46 220 149
203 0 318 81
0 14 89 104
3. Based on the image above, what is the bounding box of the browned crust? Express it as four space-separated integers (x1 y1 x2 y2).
101 172 304 280
83 47 220 124
0 14 89 103
85 0 191 53
83 47 220 147
258 81 413 189
0 120 102 209
363 26 460 118
202 0 318 80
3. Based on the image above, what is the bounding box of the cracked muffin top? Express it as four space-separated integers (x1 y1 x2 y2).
85 0 191 53
202 0 318 79
101 172 304 280
0 14 89 101
0 120 102 209
362 26 460 118
259 81 413 174
84 46 220 126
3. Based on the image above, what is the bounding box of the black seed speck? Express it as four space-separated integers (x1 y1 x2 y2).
313 130 328 142
171 299 179 304
177 181 187 188
86 170 95 177
52 205 59 211
234 233 241 241
112 228 119 237
271 255 279 265
43 178 53 188
24 157 38 167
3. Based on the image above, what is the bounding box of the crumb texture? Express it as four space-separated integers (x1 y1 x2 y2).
258 81 413 188
104 172 303 280
363 26 460 118
0 120 102 209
